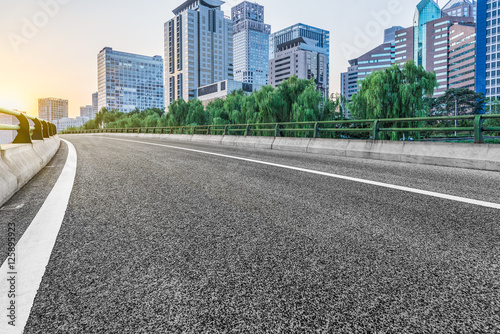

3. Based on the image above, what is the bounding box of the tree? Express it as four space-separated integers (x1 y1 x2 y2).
349 60 438 120
432 88 485 116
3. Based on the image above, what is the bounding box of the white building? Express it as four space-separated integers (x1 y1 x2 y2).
80 105 94 119
98 47 164 113
38 98 68 123
197 80 262 105
0 114 18 145
164 0 234 106
54 117 90 133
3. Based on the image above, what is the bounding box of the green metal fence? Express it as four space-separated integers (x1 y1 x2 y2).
0 107 57 144
62 114 500 144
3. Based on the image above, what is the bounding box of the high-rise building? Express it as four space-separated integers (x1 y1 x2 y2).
426 16 476 96
80 105 93 119
164 0 234 106
38 98 68 122
442 0 477 22
414 0 442 69
231 1 270 86
476 0 498 105
269 37 329 97
269 23 330 96
92 92 99 116
97 47 164 113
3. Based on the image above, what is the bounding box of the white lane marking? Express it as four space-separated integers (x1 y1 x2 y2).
0 139 77 333
102 136 500 210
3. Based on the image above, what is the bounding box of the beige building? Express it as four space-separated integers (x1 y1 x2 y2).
38 98 68 123
269 37 329 97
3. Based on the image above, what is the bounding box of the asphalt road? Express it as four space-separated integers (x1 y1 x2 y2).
7 135 500 333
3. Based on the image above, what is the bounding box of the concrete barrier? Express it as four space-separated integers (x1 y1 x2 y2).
76 133 500 172
0 136 60 207
272 137 311 153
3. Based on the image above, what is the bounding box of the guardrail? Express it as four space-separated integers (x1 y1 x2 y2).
62 114 500 143
0 107 57 144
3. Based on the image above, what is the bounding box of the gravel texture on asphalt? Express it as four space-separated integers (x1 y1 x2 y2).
22 136 500 333
0 141 67 265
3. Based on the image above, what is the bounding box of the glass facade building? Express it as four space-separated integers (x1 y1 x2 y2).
232 1 270 86
414 0 442 68
476 0 500 105
164 0 233 106
97 47 164 113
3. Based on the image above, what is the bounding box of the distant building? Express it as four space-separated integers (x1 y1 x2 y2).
232 1 270 86
97 47 164 113
269 37 329 97
164 0 233 106
0 114 18 145
54 117 90 133
92 92 99 116
197 79 262 105
38 98 68 122
80 105 93 119
269 23 330 97
442 0 477 22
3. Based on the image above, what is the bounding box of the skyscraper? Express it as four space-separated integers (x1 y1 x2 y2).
269 23 330 96
476 0 498 105
80 105 93 119
164 0 233 106
38 98 68 123
232 1 270 86
414 0 442 68
97 47 164 113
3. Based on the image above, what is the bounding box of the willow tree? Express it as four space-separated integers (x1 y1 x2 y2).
350 60 438 120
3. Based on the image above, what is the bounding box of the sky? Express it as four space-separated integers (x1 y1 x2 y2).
0 0 437 118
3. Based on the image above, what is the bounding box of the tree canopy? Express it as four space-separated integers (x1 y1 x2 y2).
349 60 438 120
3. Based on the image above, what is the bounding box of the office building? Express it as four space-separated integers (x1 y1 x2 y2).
80 105 94 119
164 0 234 106
442 0 477 22
269 37 329 97
414 0 442 69
476 0 499 105
426 16 476 96
38 98 68 122
97 47 164 113
269 24 330 97
232 1 270 86
92 92 99 116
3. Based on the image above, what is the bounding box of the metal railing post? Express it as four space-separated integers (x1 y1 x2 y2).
245 124 251 137
314 122 320 138
224 125 229 136
32 118 43 140
275 124 281 137
12 113 32 144
474 115 484 144
372 120 380 140
41 120 50 138
207 126 211 135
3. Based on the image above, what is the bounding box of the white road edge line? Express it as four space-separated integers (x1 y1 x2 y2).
102 136 500 210
0 139 77 334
